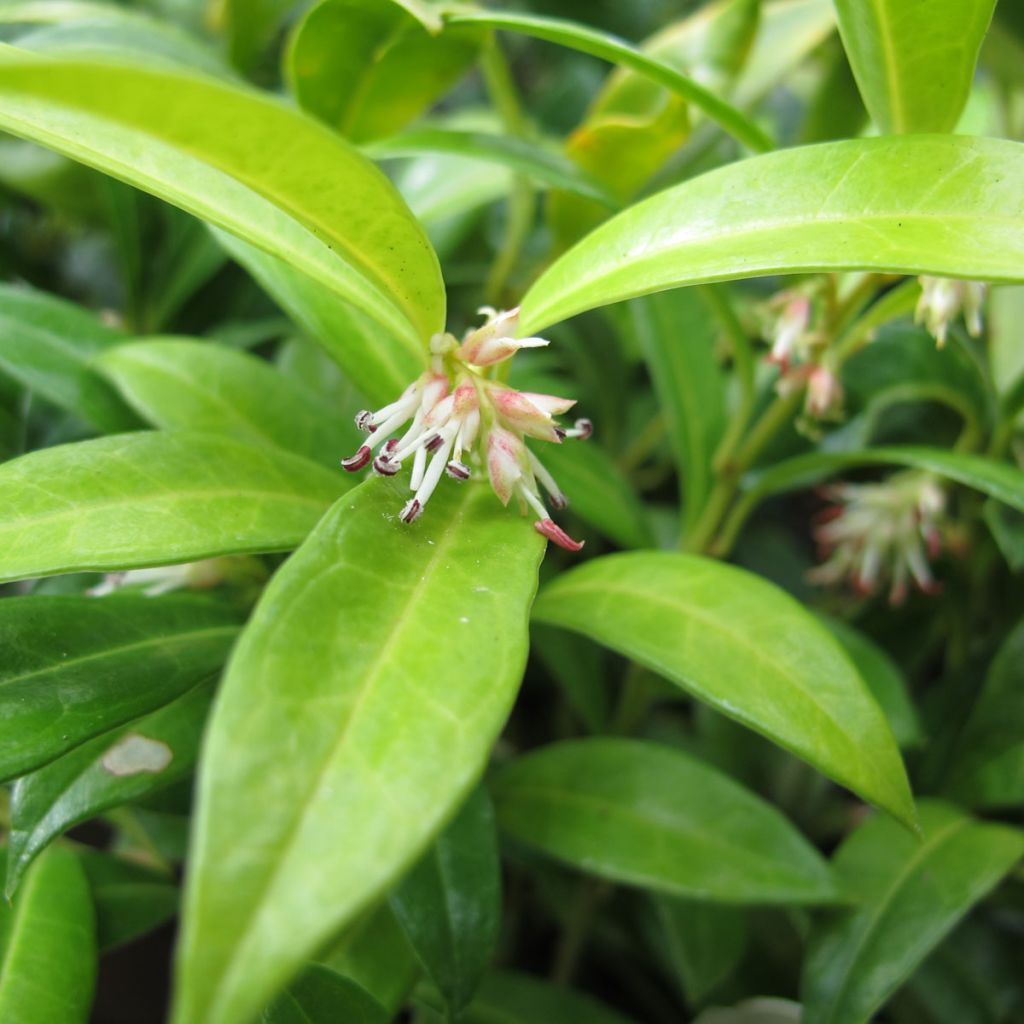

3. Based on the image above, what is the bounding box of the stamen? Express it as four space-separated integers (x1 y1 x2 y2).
355 410 374 433
341 446 372 471
411 446 427 490
400 499 422 524
565 418 593 440
534 518 585 552
425 433 444 453
527 450 568 510
446 460 471 481
373 455 400 476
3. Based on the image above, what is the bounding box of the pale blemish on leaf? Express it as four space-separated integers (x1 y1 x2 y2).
101 733 174 776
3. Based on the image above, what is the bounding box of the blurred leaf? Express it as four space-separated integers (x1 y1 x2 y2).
742 447 1024 513
694 999 802 1024
319 902 419 1014
0 282 139 432
494 737 838 903
262 966 388 1024
99 338 357 466
533 552 915 825
287 0 482 143
833 0 996 132
800 40 867 143
519 137 1024 333
819 616 922 749
0 431 345 583
212 228 425 406
78 849 178 951
0 51 444 348
391 787 500 1015
946 619 1024 808
802 800 1024 1024
6 680 215 896
0 594 238 781
530 623 610 733
172 478 544 1024
0 845 96 1024
653 896 748 1005
624 290 726 533
988 284 1024 397
983 500 1024 572
219 0 298 70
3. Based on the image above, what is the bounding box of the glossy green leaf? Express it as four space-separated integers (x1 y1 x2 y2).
287 0 482 143
98 338 357 466
946 620 1024 808
368 128 619 208
212 228 425 406
444 8 772 154
172 477 544 1024
493 737 838 903
742 446 1024 513
834 0 996 133
391 787 499 1015
624 290 726 531
423 969 636 1024
319 902 419 1014
537 439 653 550
819 616 922 749
652 896 748 1004
533 552 915 824
802 800 1024 1024
6 680 215 896
519 136 1024 334
78 849 178 951
0 51 444 347
218 0 296 70
262 966 388 1024
0 282 139 432
0 431 344 584
0 594 238 782
0 845 96 1024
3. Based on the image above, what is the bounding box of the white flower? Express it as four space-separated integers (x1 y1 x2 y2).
915 277 986 348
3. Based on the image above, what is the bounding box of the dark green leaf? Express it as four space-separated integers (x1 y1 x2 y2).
533 552 915 824
262 966 388 1024
0 594 238 781
6 680 215 896
802 800 1024 1024
493 738 838 903
0 431 345 583
391 787 500 1015
172 478 544 1024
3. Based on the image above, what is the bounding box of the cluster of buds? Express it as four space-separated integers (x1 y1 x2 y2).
808 474 946 606
341 308 591 551
915 276 986 348
763 290 843 423
88 558 234 597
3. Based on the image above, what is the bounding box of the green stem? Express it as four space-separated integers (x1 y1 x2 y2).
550 878 608 985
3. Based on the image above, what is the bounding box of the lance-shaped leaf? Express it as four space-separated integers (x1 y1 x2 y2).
0 282 138 433
533 553 915 825
945 620 1024 808
493 738 838 903
0 594 239 781
0 431 345 584
834 0 996 133
802 800 1024 1024
391 787 501 1015
262 966 389 1024
0 49 444 347
98 338 358 466
519 136 1024 333
0 845 96 1024
287 0 483 143
172 477 544 1024
6 681 216 896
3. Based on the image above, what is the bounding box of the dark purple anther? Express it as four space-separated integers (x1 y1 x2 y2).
373 455 399 477
573 418 593 439
354 410 374 433
446 461 471 481
400 499 422 524
341 446 372 471
425 433 444 453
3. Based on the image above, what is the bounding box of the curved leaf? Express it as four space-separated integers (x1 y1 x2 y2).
742 446 1024 513
519 136 1024 333
493 738 838 903
172 477 544 1024
834 0 996 133
0 431 345 583
443 8 772 154
262 967 388 1024
98 338 357 466
287 0 482 143
0 594 238 782
0 846 95 1024
802 800 1024 1024
0 50 444 347
533 552 915 825
6 681 216 897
